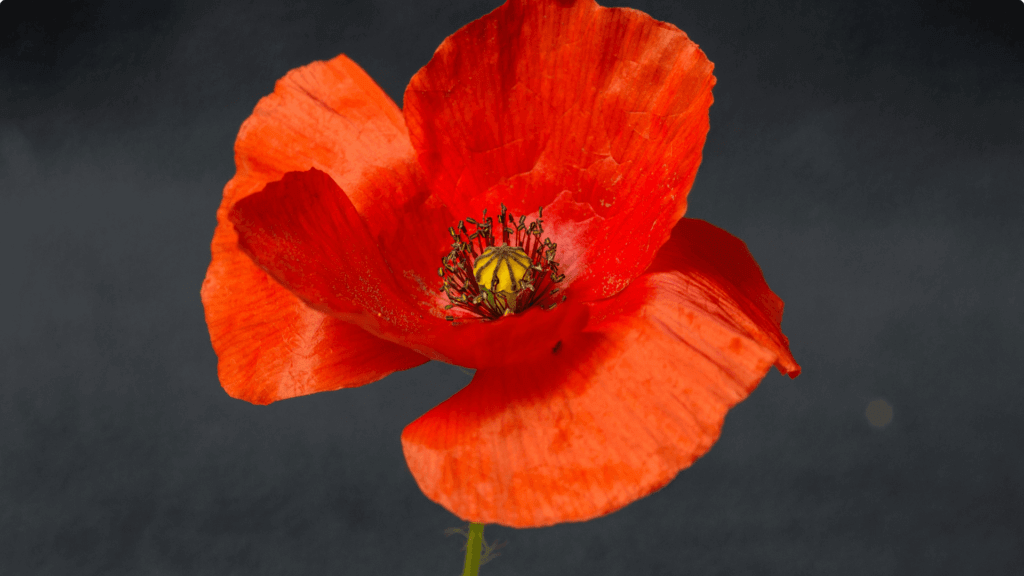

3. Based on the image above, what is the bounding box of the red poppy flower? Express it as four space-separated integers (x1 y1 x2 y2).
202 0 800 528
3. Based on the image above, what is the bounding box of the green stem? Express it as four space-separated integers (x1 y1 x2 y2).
461 522 485 576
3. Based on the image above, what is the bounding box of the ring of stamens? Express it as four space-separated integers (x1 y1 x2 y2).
438 204 566 323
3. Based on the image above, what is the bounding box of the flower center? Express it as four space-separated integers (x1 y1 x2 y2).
439 204 565 323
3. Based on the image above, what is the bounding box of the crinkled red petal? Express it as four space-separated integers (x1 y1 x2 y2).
405 0 715 301
229 169 420 329
203 222 425 404
201 55 431 403
401 218 799 527
228 55 420 222
641 218 800 376
228 169 591 369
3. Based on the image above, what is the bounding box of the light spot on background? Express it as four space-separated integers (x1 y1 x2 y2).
866 399 894 428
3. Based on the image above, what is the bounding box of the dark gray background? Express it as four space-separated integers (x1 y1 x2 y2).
2 0 1022 574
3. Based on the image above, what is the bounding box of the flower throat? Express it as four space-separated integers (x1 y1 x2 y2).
439 204 565 323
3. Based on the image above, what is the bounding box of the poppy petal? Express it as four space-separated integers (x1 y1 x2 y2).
203 220 427 405
405 0 715 301
228 169 422 330
401 218 798 527
642 218 801 376
228 54 421 225
225 169 585 370
220 52 457 338
203 55 431 404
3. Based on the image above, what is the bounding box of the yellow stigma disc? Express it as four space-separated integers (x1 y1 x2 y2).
473 245 531 293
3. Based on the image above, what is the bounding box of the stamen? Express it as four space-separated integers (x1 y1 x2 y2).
439 205 564 323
